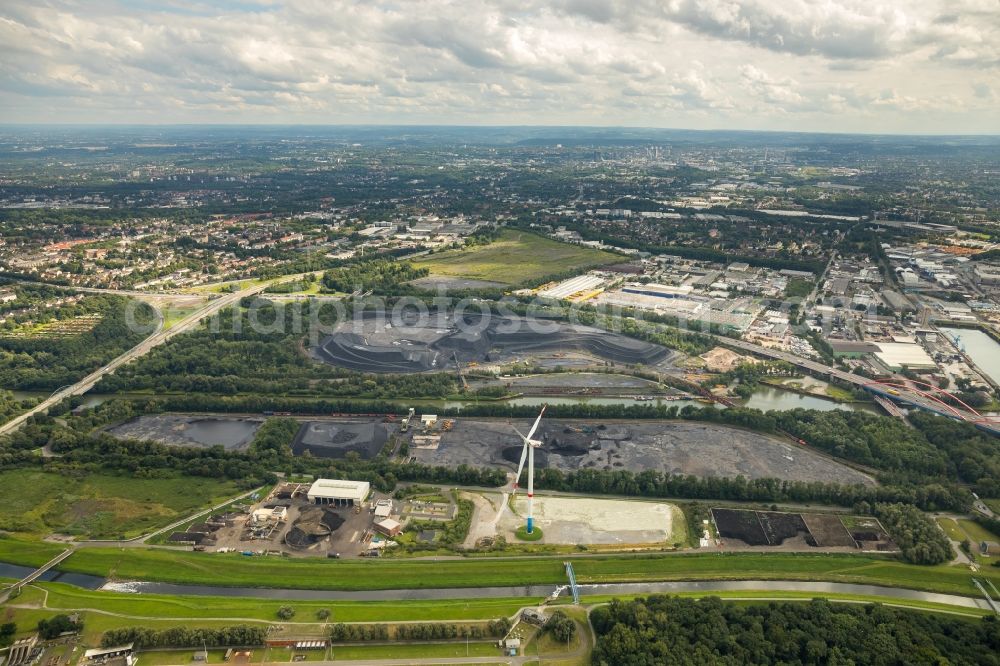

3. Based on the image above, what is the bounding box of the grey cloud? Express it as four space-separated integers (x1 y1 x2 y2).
0 0 996 131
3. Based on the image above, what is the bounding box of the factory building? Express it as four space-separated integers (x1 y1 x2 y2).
873 342 936 371
306 479 371 507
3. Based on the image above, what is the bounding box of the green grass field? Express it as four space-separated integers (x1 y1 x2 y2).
956 519 1000 544
935 517 999 562
0 470 242 539
515 526 544 541
937 517 966 542
329 642 499 660
413 229 619 285
1 537 997 598
16 582 527 623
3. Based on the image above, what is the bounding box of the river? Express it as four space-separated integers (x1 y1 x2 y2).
0 562 104 589
0 561 987 610
940 327 1000 387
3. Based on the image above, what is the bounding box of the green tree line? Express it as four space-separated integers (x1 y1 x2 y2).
590 596 1000 665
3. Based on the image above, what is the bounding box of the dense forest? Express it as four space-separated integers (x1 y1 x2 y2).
0 390 35 427
322 258 428 293
590 596 1000 665
0 294 155 390
873 502 954 565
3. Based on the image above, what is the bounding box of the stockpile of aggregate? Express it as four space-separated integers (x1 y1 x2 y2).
315 314 667 373
284 507 346 549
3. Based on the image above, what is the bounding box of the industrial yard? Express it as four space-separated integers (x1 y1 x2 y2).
291 419 390 459
163 479 412 558
499 496 685 546
108 411 874 486
311 312 669 373
409 417 873 486
710 508 898 553
107 414 263 450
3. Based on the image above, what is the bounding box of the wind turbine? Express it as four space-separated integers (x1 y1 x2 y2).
512 405 546 534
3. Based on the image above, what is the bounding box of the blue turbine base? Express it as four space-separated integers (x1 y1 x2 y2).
527 517 533 534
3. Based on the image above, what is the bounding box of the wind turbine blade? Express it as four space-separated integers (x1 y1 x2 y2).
525 405 546 441
511 425 527 441
514 439 529 488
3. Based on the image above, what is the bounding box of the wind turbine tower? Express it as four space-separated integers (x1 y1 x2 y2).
512 406 546 534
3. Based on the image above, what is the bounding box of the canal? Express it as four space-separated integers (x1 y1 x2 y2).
0 561 987 610
940 327 1000 387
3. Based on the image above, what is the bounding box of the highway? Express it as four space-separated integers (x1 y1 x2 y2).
0 280 276 437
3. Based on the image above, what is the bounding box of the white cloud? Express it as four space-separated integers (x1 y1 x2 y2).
0 0 996 131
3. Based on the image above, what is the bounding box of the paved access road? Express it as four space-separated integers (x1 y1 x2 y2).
0 279 278 437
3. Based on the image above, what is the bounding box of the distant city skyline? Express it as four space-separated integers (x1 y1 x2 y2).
1 0 998 133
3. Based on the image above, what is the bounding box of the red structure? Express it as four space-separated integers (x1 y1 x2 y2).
865 379 1000 425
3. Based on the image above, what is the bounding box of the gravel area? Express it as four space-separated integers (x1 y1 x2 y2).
411 418 875 486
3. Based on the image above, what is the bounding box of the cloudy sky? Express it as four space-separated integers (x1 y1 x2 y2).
1 0 998 133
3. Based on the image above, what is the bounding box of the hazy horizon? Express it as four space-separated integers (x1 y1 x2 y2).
2 1 998 134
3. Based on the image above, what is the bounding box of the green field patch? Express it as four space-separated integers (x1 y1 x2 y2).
937 517 967 542
1 313 103 339
956 519 1000 545
413 229 618 285
0 470 242 539
329 642 499 660
0 548 986 598
515 526 544 542
27 581 528 623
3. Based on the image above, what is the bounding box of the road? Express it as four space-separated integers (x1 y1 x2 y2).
0 279 277 437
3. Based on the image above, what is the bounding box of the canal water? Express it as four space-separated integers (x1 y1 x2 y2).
9 390 109 409
940 327 1000 387
742 386 878 414
0 562 104 589
0 561 986 610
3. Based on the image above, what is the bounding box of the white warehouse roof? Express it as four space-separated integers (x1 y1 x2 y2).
307 478 371 503
874 342 936 370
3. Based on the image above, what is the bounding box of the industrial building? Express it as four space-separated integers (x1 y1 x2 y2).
537 273 606 300
829 340 880 358
873 342 936 371
306 479 371 507
373 499 394 518
84 644 135 666
8 636 38 666
374 517 402 537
